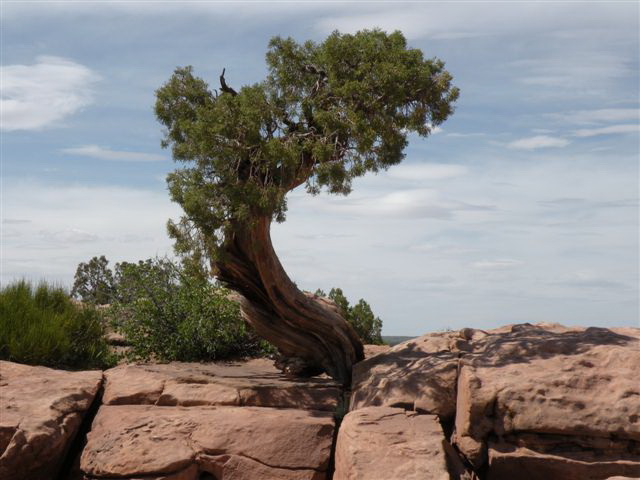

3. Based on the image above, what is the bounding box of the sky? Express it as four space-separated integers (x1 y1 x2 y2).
1 1 638 334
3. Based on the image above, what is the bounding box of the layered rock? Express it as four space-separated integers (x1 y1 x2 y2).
333 406 451 480
81 405 333 480
453 324 640 478
0 361 103 480
103 358 340 411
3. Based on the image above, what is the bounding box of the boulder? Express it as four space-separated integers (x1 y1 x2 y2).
453 323 640 478
333 406 450 480
102 358 340 411
0 361 103 480
80 404 333 479
350 331 471 419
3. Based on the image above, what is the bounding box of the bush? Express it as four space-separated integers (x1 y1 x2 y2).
315 287 384 345
110 258 272 362
0 280 115 369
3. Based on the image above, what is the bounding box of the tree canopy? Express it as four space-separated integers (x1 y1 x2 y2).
156 29 459 264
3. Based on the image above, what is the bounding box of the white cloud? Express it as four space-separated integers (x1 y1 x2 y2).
319 188 492 220
551 270 627 290
549 108 640 125
514 54 633 89
507 135 570 150
46 228 99 244
387 163 468 181
446 132 486 138
572 124 640 138
314 2 637 40
1 180 181 284
471 259 524 270
62 145 167 162
1 56 99 131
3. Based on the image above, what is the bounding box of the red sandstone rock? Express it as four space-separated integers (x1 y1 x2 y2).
333 406 450 480
350 331 469 419
453 323 640 478
103 358 340 411
80 404 334 479
362 344 391 358
0 361 103 480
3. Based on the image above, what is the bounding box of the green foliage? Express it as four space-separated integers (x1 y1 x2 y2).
155 29 458 264
71 255 116 305
109 257 272 362
0 280 114 369
315 287 384 344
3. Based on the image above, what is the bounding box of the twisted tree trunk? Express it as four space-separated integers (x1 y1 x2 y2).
216 216 364 386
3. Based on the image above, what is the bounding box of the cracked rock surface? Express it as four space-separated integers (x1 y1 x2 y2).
334 406 450 480
0 361 103 480
80 405 333 480
348 323 640 480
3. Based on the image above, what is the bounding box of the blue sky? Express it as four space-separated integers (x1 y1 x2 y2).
1 1 638 334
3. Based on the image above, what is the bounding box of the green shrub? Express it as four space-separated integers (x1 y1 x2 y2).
0 280 115 369
110 258 272 362
315 287 384 345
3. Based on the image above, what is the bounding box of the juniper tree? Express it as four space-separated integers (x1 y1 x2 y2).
155 29 458 385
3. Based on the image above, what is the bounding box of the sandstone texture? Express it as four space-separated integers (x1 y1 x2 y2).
454 324 640 478
0 361 103 480
334 406 451 480
351 331 469 419
3 322 638 480
81 404 333 480
103 358 340 411
349 323 640 479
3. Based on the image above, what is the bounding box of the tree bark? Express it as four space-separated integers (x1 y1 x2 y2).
216 216 364 386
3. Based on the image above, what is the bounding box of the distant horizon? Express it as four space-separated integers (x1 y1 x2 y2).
2 1 639 335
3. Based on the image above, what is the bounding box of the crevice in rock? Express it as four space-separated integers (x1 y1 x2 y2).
327 388 350 480
58 373 105 480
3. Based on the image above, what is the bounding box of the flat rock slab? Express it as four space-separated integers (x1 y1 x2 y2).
0 361 103 480
81 404 333 480
488 439 640 480
351 331 469 419
454 323 640 475
103 359 340 411
333 406 450 480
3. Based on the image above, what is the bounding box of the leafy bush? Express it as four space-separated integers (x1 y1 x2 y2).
0 280 115 369
109 258 271 362
315 287 384 345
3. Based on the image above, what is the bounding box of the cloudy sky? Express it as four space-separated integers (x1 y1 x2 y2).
2 1 638 334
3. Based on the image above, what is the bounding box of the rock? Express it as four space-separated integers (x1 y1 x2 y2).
488 437 640 480
350 331 469 419
453 323 640 477
363 344 391 359
0 361 103 480
102 359 340 411
333 406 450 480
80 404 334 479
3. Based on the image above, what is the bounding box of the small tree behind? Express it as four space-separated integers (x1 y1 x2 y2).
71 255 115 305
316 288 384 345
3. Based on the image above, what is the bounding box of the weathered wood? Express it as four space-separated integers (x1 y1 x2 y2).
216 216 364 386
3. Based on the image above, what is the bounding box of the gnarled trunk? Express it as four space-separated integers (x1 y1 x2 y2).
216 216 364 386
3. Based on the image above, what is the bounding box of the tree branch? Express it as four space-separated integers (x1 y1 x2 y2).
220 68 237 96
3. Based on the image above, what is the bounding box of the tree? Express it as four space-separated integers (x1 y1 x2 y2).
71 255 115 305
155 29 458 385
316 288 384 345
